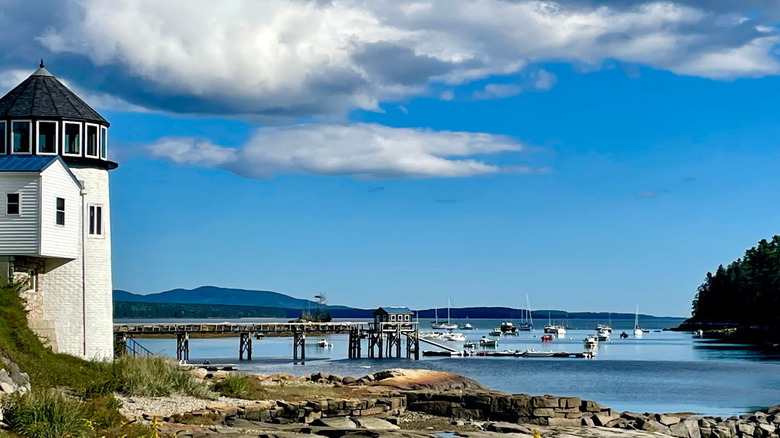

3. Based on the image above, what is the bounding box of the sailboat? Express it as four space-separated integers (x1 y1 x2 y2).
633 306 643 338
517 294 534 331
432 297 457 330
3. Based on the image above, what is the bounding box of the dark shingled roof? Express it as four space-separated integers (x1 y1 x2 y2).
375 307 413 315
0 63 108 125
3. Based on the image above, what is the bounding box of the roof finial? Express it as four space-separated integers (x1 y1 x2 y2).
40 59 45 69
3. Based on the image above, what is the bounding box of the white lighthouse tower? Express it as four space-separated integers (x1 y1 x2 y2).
0 61 116 359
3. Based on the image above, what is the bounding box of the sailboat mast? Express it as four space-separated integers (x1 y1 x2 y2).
447 295 451 324
526 294 533 326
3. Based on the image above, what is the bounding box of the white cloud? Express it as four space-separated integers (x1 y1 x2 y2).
30 0 780 116
473 69 558 100
146 124 525 179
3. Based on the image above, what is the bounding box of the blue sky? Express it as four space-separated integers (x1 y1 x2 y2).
3 0 780 316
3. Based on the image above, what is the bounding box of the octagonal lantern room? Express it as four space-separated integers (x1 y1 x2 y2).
0 61 117 170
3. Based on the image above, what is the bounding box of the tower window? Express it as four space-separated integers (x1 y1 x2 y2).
6 193 19 215
37 121 57 154
63 122 81 155
100 126 107 159
89 205 103 235
86 124 98 157
12 121 31 154
56 197 65 226
0 121 6 154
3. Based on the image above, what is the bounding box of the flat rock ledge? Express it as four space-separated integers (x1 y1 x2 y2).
141 369 780 438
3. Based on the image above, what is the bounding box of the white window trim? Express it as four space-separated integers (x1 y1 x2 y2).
55 197 65 227
10 120 32 155
62 121 82 157
100 126 107 159
85 123 100 158
88 203 105 238
36 120 59 155
5 192 20 216
0 121 6 155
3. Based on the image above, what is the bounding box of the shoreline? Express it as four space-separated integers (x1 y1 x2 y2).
123 367 780 438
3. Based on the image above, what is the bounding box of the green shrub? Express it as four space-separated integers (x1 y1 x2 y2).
3 389 88 438
213 374 253 399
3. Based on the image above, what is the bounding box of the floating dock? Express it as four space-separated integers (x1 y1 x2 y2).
422 350 595 358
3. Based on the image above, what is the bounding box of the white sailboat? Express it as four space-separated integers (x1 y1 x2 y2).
633 306 643 338
517 294 534 331
439 296 458 330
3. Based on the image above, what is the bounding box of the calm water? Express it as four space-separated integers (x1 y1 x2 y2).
118 318 780 418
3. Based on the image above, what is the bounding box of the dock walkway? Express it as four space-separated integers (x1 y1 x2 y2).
113 322 369 362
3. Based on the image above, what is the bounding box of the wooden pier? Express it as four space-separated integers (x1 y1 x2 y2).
114 308 426 363
113 322 369 363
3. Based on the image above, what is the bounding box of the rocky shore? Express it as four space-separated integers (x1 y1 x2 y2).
126 368 780 438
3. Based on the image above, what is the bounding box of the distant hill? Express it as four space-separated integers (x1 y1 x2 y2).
113 286 341 310
113 287 680 320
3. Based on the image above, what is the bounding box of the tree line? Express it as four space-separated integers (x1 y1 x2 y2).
691 235 780 327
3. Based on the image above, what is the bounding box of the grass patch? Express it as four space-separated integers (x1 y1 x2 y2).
3 389 89 438
213 374 341 401
0 283 216 436
112 356 214 399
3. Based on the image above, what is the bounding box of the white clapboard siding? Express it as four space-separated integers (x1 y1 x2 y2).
39 161 80 259
0 174 40 255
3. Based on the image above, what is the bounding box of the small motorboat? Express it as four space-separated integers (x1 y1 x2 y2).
479 336 498 347
460 320 475 330
500 322 518 334
583 334 599 349
317 339 332 348
541 334 554 342
523 349 555 357
442 332 466 342
619 331 629 339
596 327 611 342
489 328 502 336
694 329 704 337
463 341 477 348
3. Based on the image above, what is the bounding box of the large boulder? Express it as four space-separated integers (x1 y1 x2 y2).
367 369 486 391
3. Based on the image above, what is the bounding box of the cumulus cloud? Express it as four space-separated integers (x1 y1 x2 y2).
0 0 772 117
146 124 525 179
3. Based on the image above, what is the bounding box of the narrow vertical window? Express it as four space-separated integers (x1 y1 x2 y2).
56 197 65 225
6 193 19 215
27 269 36 292
89 205 103 235
100 126 107 159
37 121 57 154
12 121 30 153
64 122 81 155
86 125 98 157
0 121 6 154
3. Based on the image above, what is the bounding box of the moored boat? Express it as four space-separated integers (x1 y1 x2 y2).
541 334 554 342
489 328 502 336
442 331 466 342
500 321 517 334
583 334 599 349
479 336 498 347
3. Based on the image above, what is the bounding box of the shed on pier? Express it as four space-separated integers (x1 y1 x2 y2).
373 307 413 325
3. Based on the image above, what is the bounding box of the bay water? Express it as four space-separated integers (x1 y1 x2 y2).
118 317 780 418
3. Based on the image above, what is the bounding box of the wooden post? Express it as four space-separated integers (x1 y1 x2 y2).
176 333 189 362
239 332 252 360
415 324 420 360
396 324 402 358
293 331 306 364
